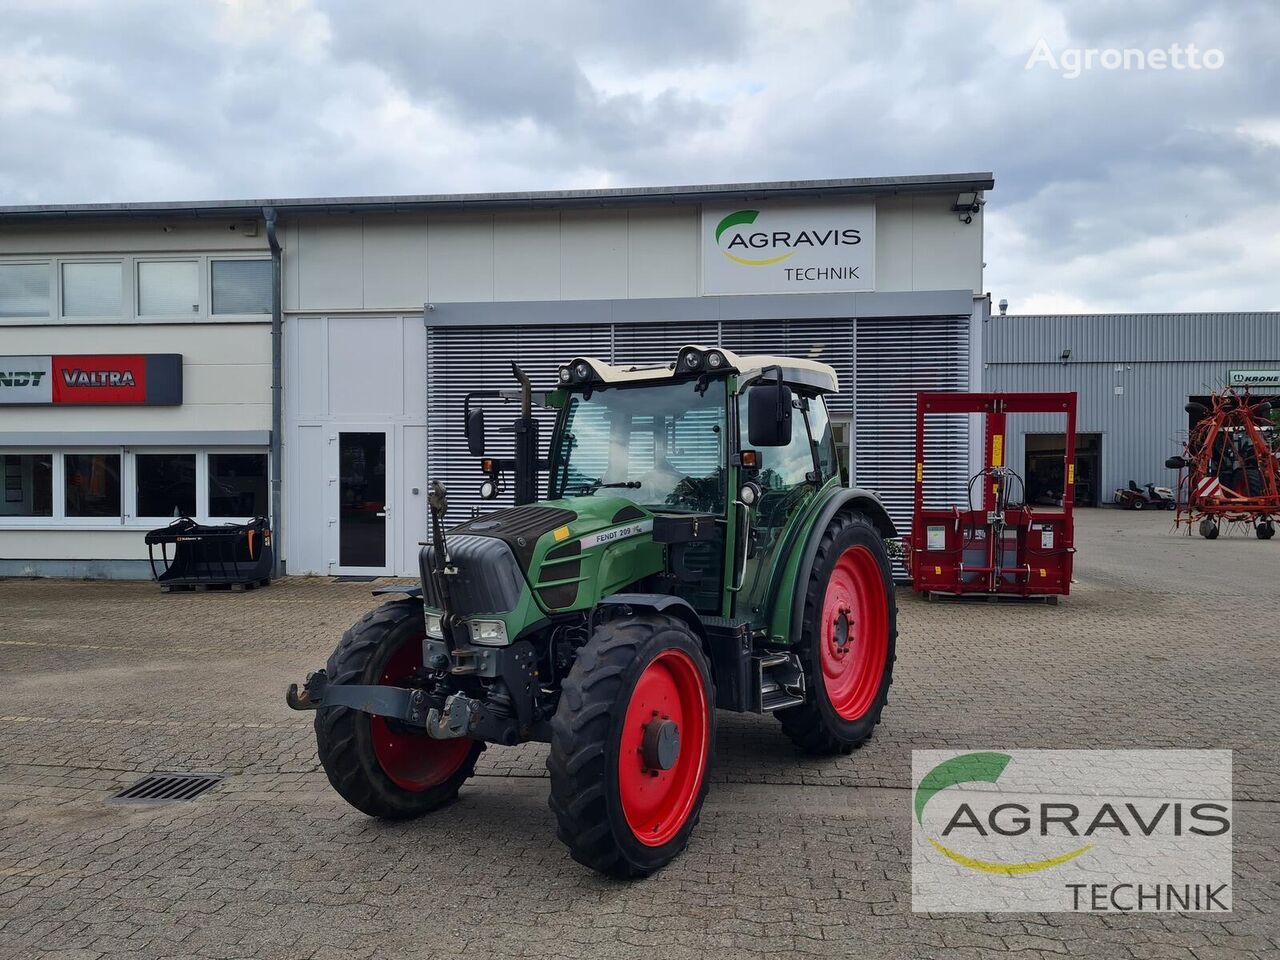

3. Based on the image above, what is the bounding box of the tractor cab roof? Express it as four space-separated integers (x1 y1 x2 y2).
559 344 838 394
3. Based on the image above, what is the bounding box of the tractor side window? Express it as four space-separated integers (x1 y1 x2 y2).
806 396 839 483
754 395 817 495
739 392 819 534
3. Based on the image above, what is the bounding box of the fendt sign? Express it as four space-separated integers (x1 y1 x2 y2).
0 354 182 405
701 201 876 295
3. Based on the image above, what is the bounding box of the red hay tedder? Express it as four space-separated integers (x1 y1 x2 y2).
1166 387 1278 540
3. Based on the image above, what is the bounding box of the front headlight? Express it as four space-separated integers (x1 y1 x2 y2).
467 618 508 646
424 612 444 639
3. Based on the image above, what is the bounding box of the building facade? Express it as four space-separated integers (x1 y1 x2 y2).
1 174 992 578
983 312 1280 506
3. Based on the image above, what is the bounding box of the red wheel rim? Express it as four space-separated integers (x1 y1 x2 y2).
819 546 889 721
370 633 472 791
617 648 709 847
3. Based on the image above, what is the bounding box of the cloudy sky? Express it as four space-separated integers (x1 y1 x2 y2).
2 0 1277 312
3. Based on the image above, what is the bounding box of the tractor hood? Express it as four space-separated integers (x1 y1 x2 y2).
421 496 666 627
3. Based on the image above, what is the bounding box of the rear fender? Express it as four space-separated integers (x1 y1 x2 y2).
775 487 897 646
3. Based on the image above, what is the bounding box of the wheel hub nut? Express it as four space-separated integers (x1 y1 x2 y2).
833 606 852 652
641 717 680 771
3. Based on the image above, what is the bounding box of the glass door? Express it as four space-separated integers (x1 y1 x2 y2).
336 429 390 573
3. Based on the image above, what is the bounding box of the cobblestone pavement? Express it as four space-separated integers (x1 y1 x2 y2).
1 509 1277 959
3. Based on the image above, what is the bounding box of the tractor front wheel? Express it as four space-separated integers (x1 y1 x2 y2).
548 613 715 877
315 599 483 819
778 510 897 755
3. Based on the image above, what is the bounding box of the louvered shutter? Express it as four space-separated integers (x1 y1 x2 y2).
853 317 971 533
426 323 611 516
426 314 969 528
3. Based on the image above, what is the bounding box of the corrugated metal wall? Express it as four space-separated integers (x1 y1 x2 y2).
426 316 971 529
983 313 1280 502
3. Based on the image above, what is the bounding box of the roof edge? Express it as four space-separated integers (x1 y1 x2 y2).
0 172 994 222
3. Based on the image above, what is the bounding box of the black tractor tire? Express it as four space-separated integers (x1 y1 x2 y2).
315 599 483 819
1258 521 1275 541
547 612 715 878
778 510 897 755
1199 518 1219 540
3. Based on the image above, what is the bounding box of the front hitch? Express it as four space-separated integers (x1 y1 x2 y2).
284 670 480 740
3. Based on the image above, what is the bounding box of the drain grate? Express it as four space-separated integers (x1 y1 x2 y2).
110 773 224 804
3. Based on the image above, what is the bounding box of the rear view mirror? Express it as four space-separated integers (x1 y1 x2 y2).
748 380 793 447
465 409 486 456
1165 456 1186 470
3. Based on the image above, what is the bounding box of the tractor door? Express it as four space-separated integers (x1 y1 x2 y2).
735 391 839 625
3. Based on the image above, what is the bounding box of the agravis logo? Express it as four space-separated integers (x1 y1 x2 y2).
714 209 862 267
915 752 1092 874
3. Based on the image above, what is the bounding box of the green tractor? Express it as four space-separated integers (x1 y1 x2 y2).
287 344 898 876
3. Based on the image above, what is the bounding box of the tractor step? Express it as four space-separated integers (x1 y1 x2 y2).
755 652 805 712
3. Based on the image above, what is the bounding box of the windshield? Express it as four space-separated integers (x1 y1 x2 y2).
551 379 727 514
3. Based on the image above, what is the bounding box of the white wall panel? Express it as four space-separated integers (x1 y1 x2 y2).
493 213 561 301
296 216 362 310
286 423 327 574
874 196 914 291
627 208 699 298
908 196 982 293
326 317 402 416
0 219 267 256
287 316 328 418
561 210 628 300
0 529 148 560
427 215 494 302
401 316 427 418
362 215 428 309
400 424 429 574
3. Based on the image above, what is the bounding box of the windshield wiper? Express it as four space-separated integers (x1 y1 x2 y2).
576 480 642 494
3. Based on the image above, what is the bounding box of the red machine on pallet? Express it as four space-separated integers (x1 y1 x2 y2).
904 392 1077 600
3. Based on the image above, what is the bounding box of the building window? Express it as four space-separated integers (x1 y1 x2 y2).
64 453 121 517
2 454 53 517
211 259 271 315
0 263 51 318
138 260 200 317
62 262 123 318
208 452 268 517
135 453 197 518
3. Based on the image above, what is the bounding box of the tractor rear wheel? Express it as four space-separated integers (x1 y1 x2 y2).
548 612 715 877
778 510 897 755
315 599 483 819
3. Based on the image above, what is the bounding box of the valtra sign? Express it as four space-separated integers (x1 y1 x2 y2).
701 201 875 295
0 354 182 405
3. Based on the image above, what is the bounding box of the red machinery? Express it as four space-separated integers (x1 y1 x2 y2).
904 392 1077 600
1166 387 1278 540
